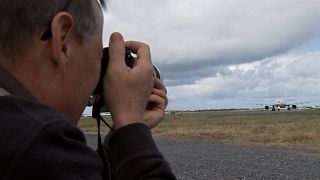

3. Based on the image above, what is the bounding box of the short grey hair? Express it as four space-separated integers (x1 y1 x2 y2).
0 0 106 60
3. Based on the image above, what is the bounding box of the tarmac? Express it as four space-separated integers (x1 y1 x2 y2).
85 134 320 180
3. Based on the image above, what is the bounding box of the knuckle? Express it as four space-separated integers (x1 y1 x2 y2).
142 64 154 77
142 43 150 51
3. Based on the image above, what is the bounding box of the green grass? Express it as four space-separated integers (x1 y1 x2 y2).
78 109 320 147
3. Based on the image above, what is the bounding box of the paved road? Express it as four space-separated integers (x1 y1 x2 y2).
86 135 320 180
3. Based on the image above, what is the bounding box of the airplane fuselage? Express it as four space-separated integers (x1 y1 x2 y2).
274 99 286 108
265 98 297 110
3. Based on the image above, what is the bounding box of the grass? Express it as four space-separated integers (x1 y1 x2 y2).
78 109 320 147
78 116 113 134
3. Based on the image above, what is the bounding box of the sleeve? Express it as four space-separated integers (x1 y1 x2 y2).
108 123 176 180
10 121 104 180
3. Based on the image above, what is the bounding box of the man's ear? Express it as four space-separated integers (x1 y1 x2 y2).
50 12 76 71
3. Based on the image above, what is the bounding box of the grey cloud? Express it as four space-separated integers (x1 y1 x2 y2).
167 51 320 109
102 0 320 109
103 0 320 87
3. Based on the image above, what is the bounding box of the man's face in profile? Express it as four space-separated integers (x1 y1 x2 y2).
64 0 104 120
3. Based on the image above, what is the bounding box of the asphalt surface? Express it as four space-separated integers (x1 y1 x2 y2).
86 135 320 180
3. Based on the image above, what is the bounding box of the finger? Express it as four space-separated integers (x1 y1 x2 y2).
148 94 166 108
125 41 152 65
154 78 167 94
152 88 168 106
108 32 127 70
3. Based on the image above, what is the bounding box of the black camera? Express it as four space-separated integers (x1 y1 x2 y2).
89 47 162 113
92 47 134 96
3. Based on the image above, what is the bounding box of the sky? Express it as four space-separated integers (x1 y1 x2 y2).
99 0 320 110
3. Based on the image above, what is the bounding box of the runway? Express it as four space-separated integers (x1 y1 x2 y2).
85 135 320 180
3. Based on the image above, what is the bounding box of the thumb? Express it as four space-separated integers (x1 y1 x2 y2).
108 32 126 70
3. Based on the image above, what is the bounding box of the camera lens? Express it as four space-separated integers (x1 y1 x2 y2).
89 47 162 110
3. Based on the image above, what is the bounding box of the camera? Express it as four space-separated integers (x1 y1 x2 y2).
89 47 162 113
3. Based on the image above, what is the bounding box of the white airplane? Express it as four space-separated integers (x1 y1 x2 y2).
261 90 312 111
264 98 297 111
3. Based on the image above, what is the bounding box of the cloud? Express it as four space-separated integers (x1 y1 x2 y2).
102 0 320 109
167 51 320 109
104 0 320 62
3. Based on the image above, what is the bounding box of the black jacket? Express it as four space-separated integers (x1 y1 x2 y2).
0 67 176 180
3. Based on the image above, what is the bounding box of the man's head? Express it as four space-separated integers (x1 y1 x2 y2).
0 0 105 62
0 0 106 122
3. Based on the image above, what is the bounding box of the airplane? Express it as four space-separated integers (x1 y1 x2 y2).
261 90 311 111
264 98 297 111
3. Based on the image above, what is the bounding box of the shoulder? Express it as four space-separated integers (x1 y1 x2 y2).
0 95 71 125
0 96 102 179
0 95 77 135
0 95 80 151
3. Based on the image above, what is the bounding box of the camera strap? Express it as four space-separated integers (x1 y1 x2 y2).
92 99 115 180
96 115 111 180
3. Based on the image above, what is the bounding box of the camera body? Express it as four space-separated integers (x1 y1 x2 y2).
92 47 134 96
89 47 161 113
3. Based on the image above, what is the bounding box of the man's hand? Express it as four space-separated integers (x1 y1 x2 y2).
103 32 156 130
143 78 168 129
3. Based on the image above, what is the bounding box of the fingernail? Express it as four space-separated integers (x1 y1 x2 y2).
110 32 123 43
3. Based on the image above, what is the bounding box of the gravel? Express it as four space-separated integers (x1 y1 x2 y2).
86 135 320 180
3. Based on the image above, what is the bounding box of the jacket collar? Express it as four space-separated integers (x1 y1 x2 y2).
0 66 35 99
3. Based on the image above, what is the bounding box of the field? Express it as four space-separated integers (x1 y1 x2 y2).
78 109 320 147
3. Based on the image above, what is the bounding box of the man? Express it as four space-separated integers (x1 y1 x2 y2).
0 0 176 179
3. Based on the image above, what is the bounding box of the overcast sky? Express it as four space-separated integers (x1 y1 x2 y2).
100 0 320 110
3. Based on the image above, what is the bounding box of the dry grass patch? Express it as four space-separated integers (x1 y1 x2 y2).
152 110 320 147
78 109 320 147
78 116 112 134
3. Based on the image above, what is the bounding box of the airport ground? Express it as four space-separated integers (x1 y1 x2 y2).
80 109 320 147
80 109 320 179
86 135 320 180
